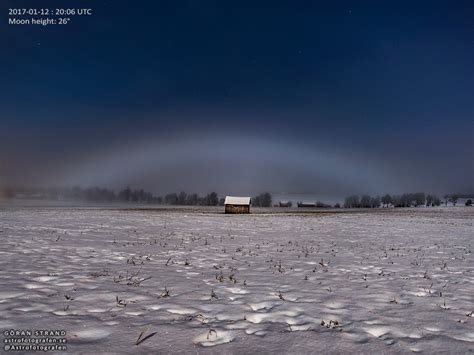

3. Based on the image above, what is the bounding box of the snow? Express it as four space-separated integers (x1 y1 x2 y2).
224 196 251 205
0 206 473 353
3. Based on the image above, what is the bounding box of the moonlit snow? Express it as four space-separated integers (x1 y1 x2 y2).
0 206 473 353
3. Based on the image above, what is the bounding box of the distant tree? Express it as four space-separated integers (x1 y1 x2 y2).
466 199 473 206
400 193 412 207
448 195 459 206
426 194 433 207
381 194 392 208
344 195 360 208
218 197 225 206
252 192 272 207
370 196 381 208
259 193 272 207
177 191 187 205
360 195 371 208
425 194 441 207
391 195 400 207
186 193 198 205
207 192 218 206
133 189 140 202
129 189 138 202
253 193 272 207
334 203 340 208
118 186 132 202
391 194 414 207
401 193 410 207
144 192 154 203
165 193 178 205
388 192 429 207
252 195 260 207
200 192 218 206
138 189 147 202
413 192 425 207
443 195 449 207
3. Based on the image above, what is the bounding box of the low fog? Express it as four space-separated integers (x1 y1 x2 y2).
1 117 472 198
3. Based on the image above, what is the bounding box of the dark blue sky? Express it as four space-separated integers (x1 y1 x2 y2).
1 1 473 195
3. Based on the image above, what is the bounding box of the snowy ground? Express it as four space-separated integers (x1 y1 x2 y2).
0 206 473 354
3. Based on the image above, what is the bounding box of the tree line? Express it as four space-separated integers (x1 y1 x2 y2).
1 186 273 207
344 192 467 208
2 186 469 208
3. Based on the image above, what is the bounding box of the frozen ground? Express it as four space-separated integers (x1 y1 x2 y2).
0 206 473 354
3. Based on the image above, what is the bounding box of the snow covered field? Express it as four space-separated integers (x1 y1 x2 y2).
0 206 473 353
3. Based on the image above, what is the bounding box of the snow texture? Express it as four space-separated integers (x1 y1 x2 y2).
0 206 473 353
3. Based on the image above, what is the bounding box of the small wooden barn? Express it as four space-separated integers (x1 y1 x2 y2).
224 196 251 214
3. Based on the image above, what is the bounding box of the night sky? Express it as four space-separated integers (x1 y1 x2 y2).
1 1 473 197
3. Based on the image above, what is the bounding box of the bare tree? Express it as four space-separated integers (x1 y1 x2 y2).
448 195 459 206
344 195 360 208
178 191 187 205
381 194 392 208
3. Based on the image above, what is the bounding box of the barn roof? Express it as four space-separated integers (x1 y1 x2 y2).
225 196 251 205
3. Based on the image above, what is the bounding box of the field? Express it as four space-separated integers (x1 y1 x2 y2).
0 206 473 353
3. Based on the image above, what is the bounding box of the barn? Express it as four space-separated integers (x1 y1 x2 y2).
224 196 251 214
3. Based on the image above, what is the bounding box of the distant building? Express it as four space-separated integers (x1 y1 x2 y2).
225 196 251 214
297 201 316 208
279 201 292 207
